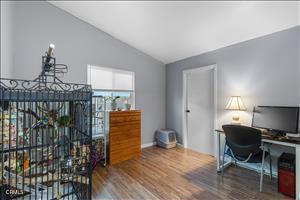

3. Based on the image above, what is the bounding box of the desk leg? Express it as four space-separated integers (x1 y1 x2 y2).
216 131 231 173
217 131 221 172
296 145 300 200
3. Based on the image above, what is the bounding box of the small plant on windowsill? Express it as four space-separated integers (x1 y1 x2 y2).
110 96 120 111
124 99 131 110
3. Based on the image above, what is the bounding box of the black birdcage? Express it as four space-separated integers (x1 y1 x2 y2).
0 46 92 200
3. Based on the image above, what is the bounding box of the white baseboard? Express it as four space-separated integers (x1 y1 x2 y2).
141 142 156 148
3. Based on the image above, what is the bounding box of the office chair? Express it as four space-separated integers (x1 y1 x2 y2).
222 125 272 192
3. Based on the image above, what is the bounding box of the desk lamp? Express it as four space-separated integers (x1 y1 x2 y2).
225 96 247 124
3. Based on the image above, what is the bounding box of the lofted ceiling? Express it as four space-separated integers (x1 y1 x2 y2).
50 1 299 64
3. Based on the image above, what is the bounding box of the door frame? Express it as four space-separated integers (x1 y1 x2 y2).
182 64 218 156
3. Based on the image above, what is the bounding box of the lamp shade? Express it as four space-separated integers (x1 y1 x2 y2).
225 96 246 111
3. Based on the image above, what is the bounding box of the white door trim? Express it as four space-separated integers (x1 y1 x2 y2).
182 64 218 157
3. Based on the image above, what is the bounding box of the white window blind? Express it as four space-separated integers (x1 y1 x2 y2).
87 65 134 91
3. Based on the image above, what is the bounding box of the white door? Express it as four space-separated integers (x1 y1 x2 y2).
186 68 215 155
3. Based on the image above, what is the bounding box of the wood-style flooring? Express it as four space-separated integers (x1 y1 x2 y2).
92 146 291 200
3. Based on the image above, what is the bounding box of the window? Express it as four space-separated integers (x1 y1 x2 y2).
87 65 135 110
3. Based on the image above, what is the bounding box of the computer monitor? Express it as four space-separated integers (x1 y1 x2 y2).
252 106 299 134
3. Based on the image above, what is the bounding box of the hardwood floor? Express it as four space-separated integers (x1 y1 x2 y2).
92 146 291 200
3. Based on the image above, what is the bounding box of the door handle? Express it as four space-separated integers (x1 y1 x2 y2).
186 110 190 113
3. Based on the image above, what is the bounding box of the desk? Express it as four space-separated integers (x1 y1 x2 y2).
215 129 300 200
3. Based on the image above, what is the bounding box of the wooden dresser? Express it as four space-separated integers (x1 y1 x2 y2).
109 110 141 165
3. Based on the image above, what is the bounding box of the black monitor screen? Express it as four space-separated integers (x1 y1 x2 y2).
252 106 299 133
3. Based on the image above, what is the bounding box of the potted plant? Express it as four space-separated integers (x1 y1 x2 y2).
124 99 131 110
111 96 120 111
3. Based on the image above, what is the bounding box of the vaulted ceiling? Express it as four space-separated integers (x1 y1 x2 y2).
50 1 299 64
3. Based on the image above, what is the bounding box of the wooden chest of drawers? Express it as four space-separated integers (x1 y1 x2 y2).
109 110 141 165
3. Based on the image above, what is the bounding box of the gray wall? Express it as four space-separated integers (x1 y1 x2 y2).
167 26 299 174
0 1 14 78
166 26 300 144
1 1 166 145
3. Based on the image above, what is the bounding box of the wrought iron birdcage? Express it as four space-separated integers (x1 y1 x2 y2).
0 50 92 200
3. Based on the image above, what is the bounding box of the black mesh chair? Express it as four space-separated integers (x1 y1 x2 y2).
222 124 272 192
